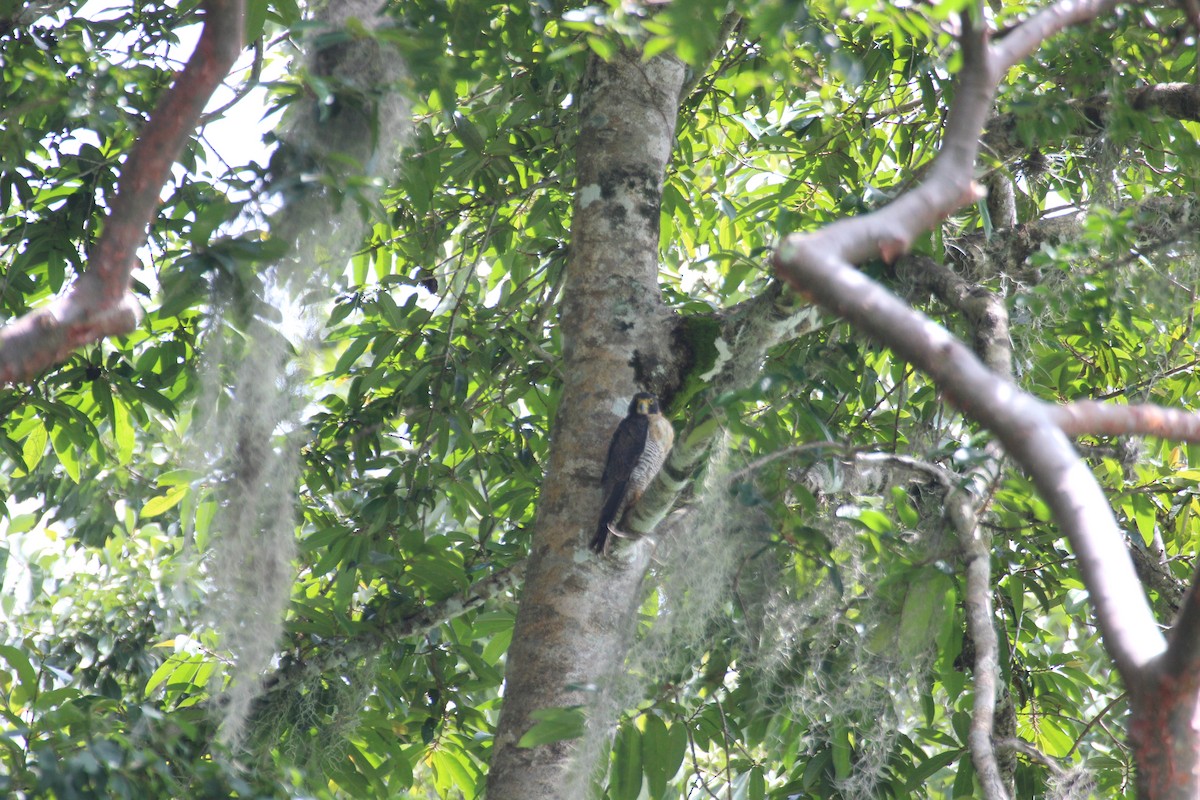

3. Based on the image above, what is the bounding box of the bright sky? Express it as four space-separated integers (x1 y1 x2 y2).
74 0 281 171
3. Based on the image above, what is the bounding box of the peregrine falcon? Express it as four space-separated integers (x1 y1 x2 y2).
590 392 675 554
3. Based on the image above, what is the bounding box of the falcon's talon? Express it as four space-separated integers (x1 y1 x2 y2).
607 523 633 540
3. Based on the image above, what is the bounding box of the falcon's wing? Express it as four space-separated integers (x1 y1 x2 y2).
592 414 650 553
600 414 650 488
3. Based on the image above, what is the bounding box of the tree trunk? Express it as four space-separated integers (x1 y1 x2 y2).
486 50 687 799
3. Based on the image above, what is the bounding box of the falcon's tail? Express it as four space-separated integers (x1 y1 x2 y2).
590 481 627 553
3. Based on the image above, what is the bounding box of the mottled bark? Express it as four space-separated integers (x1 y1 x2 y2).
486 50 688 799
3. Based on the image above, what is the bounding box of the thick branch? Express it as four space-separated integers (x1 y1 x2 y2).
0 0 245 383
986 84 1200 159
779 206 1165 673
774 0 1164 681
1051 401 1200 444
945 197 1196 287
897 254 1012 376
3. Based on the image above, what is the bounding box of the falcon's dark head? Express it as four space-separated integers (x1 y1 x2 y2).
628 392 660 416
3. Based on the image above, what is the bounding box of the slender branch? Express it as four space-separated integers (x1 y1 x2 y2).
996 738 1070 779
855 450 1008 798
726 440 844 481
773 0 1165 682
958 497 1007 799
199 35 264 125
680 12 742 100
1066 693 1127 757
904 219 1017 795
258 562 526 697
0 0 245 384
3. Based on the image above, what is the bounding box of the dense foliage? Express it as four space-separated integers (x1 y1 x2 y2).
1 0 1198 797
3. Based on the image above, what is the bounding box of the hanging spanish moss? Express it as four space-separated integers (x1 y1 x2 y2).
571 440 959 798
186 0 411 746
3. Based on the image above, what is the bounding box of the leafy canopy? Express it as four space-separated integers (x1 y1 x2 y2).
0 0 1197 797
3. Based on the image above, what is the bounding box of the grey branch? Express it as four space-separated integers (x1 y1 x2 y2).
260 562 526 697
896 254 1012 377
996 737 1071 779
855 450 1008 797
985 84 1200 159
773 0 1166 689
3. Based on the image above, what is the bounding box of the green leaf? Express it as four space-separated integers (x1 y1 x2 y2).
333 335 371 376
904 749 963 791
854 508 893 533
898 569 953 659
664 721 687 781
145 654 188 697
6 513 38 534
111 394 134 465
517 706 586 748
641 714 672 797
21 423 47 473
51 427 80 483
831 725 852 781
141 485 189 519
194 498 217 550
610 722 642 800
748 764 765 800
0 645 38 699
431 746 477 797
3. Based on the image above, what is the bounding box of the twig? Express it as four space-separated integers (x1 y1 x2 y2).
256 561 526 698
199 35 264 125
996 737 1070 778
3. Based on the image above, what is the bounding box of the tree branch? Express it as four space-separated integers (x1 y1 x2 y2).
1050 401 1200 443
944 196 1197 289
985 84 1200 160
996 737 1070 779
896 254 1012 376
854 448 1009 797
0 0 245 384
257 562 525 700
773 0 1166 682
901 212 1021 795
